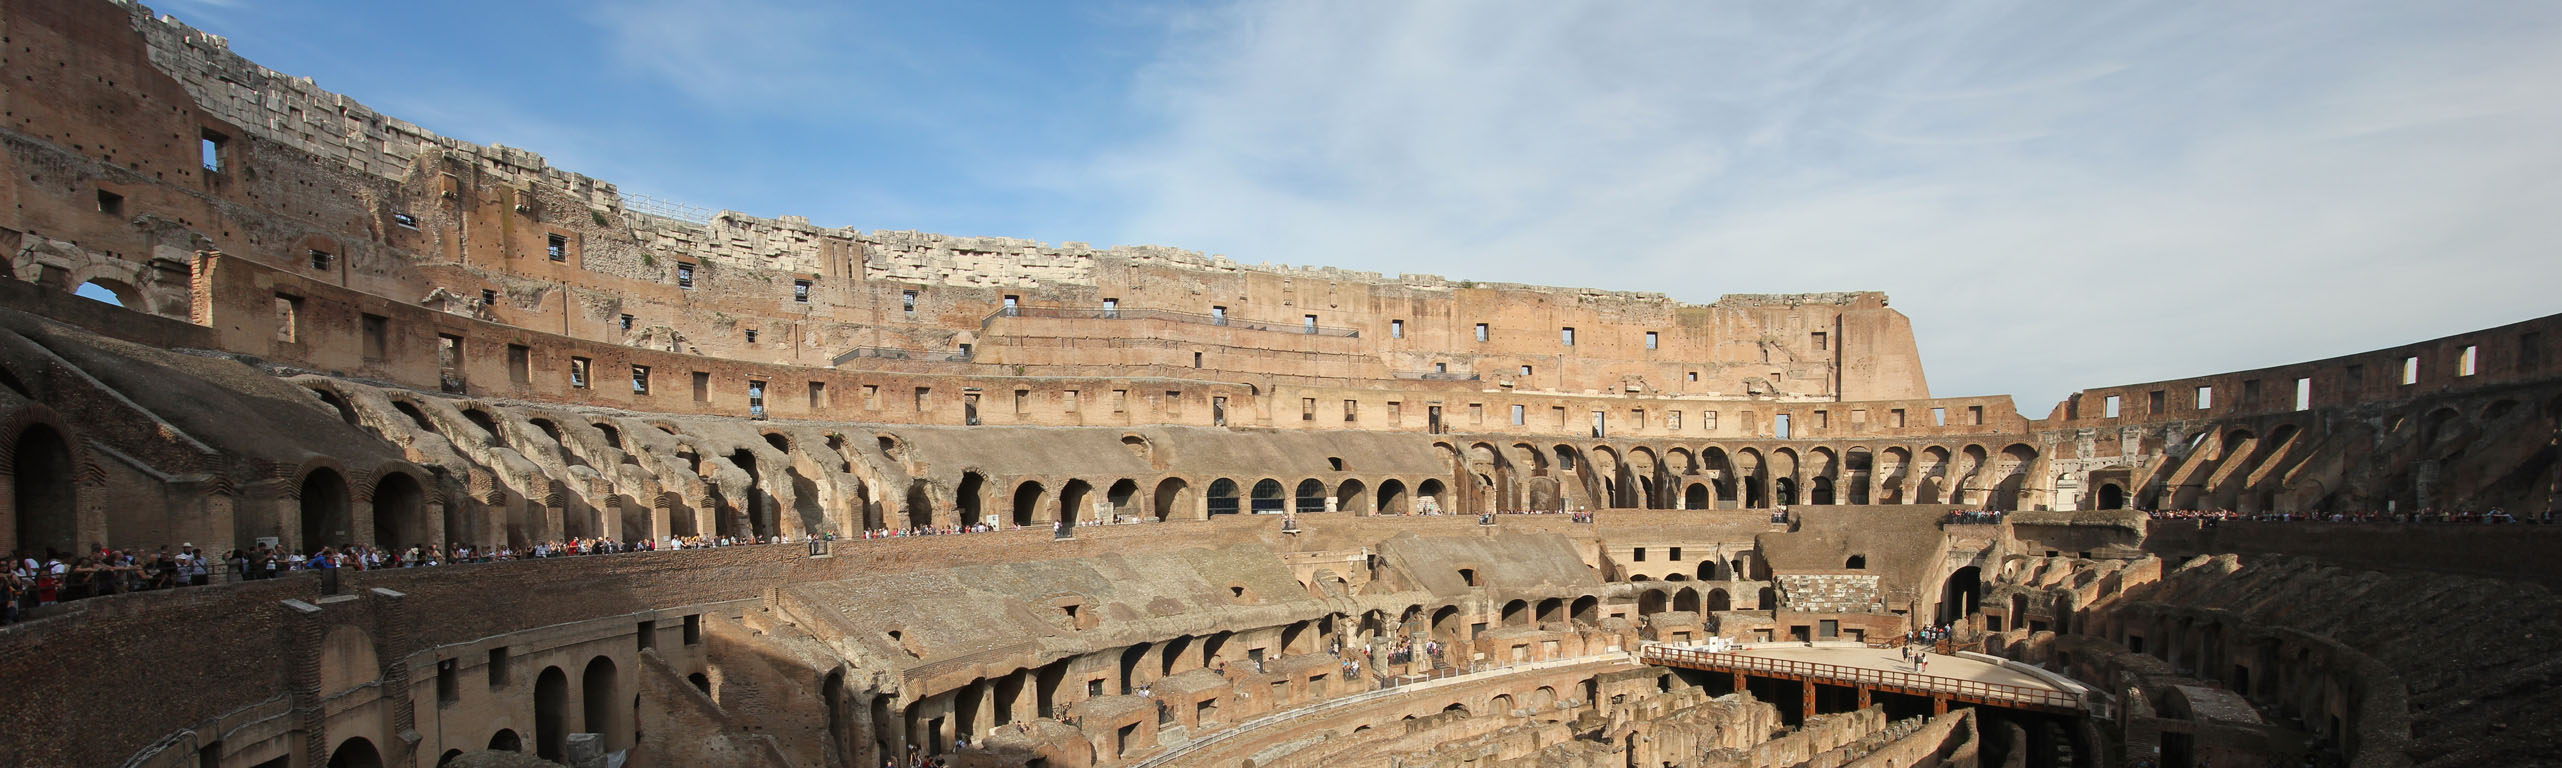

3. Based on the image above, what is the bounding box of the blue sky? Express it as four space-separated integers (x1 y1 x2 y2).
152 0 2562 412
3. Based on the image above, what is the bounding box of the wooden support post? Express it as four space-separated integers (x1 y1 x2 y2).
1802 679 1817 720
1856 686 1871 710
1933 695 1950 715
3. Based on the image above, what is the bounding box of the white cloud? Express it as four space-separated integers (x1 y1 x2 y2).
1095 0 2562 413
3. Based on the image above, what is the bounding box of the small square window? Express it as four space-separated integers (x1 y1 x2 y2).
676 263 695 289
309 249 334 270
546 233 567 261
904 290 919 313
96 189 123 216
570 357 591 389
1519 365 1533 376
1561 327 1575 346
1644 331 1657 350
744 329 758 343
481 289 497 306
1391 319 1404 339
619 314 635 331
1475 323 1489 342
393 212 419 229
632 365 652 395
794 280 812 302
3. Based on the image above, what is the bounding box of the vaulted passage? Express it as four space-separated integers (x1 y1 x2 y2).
299 468 350 552
11 425 76 556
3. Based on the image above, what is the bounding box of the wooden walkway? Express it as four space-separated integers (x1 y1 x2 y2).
1640 644 2090 716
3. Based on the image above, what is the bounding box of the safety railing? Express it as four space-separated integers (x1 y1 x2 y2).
1640 644 2085 711
830 346 973 367
981 306 1361 337
1392 369 1481 381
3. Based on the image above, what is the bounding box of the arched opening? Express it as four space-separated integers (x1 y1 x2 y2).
1059 479 1093 527
326 737 382 768
1377 479 1408 515
1294 479 1327 513
371 471 427 552
584 656 622 749
1706 589 1731 612
1536 597 1564 624
1756 587 1776 610
1249 479 1285 514
957 472 985 524
1206 478 1241 516
1571 595 1599 624
1810 476 1835 505
2097 483 2126 510
1844 555 1866 570
74 279 137 308
1773 477 1797 506
12 425 78 556
1415 478 1446 514
1683 483 1709 510
1673 588 1699 613
535 665 570 760
1152 478 1191 521
1336 479 1368 515
299 467 351 552
311 386 360 425
1638 590 1667 615
488 729 522 752
1429 605 1461 643
1501 599 1530 626
1939 566 1982 624
1106 479 1139 521
904 481 933 528
1012 481 1046 527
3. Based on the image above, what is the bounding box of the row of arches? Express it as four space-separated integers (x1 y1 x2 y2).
953 473 1457 526
1442 439 2047 513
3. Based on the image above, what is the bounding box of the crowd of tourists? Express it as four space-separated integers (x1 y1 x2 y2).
1944 509 2007 524
2147 507 2542 525
5 545 214 622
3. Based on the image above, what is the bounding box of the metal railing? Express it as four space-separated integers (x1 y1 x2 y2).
1639 644 2085 711
1393 369 1482 381
830 346 973 367
981 306 1361 337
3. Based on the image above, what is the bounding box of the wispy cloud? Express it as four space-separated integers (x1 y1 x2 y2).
1093 0 2562 412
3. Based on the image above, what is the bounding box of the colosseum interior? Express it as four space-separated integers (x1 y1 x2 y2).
0 3 2556 768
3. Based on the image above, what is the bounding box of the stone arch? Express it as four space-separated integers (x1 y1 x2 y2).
2097 482 2127 510
1206 478 1241 516
1501 599 1530 626
326 737 382 768
1059 478 1094 526
957 472 986 524
1377 478 1408 515
535 665 570 760
74 277 140 309
1152 477 1191 521
904 481 933 528
1105 478 1139 521
584 655 623 750
1706 588 1732 612
8 421 80 556
1992 443 2039 511
488 729 522 752
1012 481 1047 527
1294 478 1327 513
370 469 430 552
299 465 353 552
1337 478 1368 515
1571 595 1599 624
1683 482 1709 510
1940 566 1983 624
1638 589 1667 615
1673 587 1699 613
1249 478 1286 514
1536 597 1564 624
1416 478 1446 514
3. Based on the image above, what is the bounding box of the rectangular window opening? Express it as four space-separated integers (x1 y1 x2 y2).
748 380 766 417
1391 319 1404 339
361 314 388 360
570 357 591 389
1561 327 1575 346
272 294 303 344
2293 377 2312 411
2402 356 2420 385
1774 413 1791 439
308 249 333 271
691 371 710 403
631 365 652 395
2195 386 2213 410
2101 397 2120 419
1510 404 1526 425
794 280 812 303
1932 406 1950 425
2459 345 2478 376
1474 323 1489 342
393 212 418 229
676 262 694 289
903 290 919 313
506 344 530 385
1966 405 1982 426
546 233 567 261
1644 331 1658 350
915 387 931 413
96 189 123 217
200 130 226 172
1812 331 1828 351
